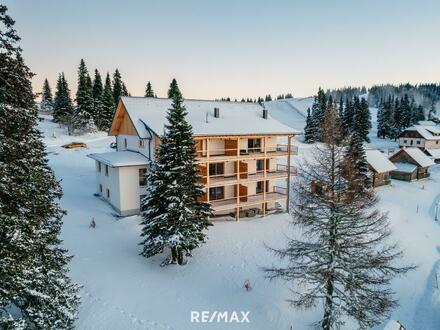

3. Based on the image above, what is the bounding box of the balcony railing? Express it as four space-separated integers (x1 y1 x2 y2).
199 164 296 186
209 186 288 212
196 144 298 159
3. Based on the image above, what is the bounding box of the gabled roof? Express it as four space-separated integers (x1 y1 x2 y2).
391 147 435 167
393 162 417 173
365 149 397 173
119 97 299 138
425 148 440 159
401 125 440 140
88 151 149 167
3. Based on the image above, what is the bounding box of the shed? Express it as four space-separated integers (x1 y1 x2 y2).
365 149 397 187
389 147 435 181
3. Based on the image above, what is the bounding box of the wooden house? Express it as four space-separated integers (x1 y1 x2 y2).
88 97 300 220
398 121 440 162
365 149 396 187
389 147 435 181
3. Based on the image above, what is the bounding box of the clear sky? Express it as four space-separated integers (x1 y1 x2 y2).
4 0 440 99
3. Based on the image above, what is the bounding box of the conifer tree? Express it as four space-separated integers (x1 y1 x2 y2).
304 107 315 143
121 82 128 96
265 104 412 329
92 69 105 130
140 80 212 265
0 5 80 328
343 97 355 133
40 78 54 113
145 81 154 97
101 72 115 130
75 59 95 131
112 68 123 104
167 78 179 98
346 132 371 190
353 97 371 142
53 73 76 134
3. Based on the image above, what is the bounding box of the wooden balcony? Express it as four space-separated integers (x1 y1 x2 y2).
195 144 298 163
209 186 288 212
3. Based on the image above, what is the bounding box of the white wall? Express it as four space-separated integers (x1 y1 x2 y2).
116 134 155 160
95 161 121 211
399 137 425 148
118 166 148 213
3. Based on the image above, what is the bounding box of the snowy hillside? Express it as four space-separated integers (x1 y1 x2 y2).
38 115 440 330
264 97 314 132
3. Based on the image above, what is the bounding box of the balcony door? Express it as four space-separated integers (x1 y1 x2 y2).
248 138 261 153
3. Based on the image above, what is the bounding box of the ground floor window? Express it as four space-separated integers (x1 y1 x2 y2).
99 184 102 193
139 168 148 186
209 187 224 200
106 188 110 199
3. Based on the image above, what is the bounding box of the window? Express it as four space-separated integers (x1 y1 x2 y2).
106 188 110 198
437 141 439 145
410 140 413 145
139 139 145 148
248 138 261 152
209 163 224 176
256 181 264 194
98 162 101 172
256 159 264 171
124 138 127 148
403 140 407 144
416 140 421 145
209 187 224 200
99 184 102 193
105 165 109 176
139 168 148 186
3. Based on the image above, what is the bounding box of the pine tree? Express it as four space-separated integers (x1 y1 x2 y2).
112 68 123 105
75 59 95 131
140 80 212 265
0 5 80 328
40 78 54 113
304 107 315 143
264 105 412 329
91 69 105 130
121 82 128 96
346 132 371 190
392 98 403 139
343 97 355 133
101 73 115 131
167 78 179 98
53 73 76 134
353 97 371 142
311 88 327 141
145 81 154 97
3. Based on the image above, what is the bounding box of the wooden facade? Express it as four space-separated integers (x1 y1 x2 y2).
389 149 431 181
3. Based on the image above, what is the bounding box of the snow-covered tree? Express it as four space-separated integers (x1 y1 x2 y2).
40 78 54 113
353 97 371 142
75 59 96 132
112 68 123 105
140 80 212 265
53 73 76 134
145 81 154 97
167 78 179 99
265 105 412 329
92 69 105 130
101 72 115 131
304 107 315 143
346 132 371 191
0 5 80 328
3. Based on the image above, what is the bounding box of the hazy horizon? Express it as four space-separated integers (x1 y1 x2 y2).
4 0 440 100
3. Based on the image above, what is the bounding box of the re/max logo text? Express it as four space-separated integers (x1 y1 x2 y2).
190 311 250 323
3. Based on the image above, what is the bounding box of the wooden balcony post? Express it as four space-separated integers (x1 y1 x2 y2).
286 135 292 213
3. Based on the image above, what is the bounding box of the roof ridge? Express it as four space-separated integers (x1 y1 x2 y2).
121 95 262 106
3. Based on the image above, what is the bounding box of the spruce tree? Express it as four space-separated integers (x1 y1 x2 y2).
346 132 371 190
92 69 105 130
145 81 154 97
101 73 115 131
53 73 76 134
265 105 412 329
112 68 123 105
121 82 128 96
353 97 371 142
343 97 355 133
0 5 80 328
167 78 179 98
304 107 315 143
40 78 54 113
75 59 95 131
140 80 212 265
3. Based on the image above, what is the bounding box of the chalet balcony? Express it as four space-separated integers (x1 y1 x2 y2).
195 144 298 162
209 186 288 212
199 164 296 187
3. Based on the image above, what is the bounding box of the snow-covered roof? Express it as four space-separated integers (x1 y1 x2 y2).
365 149 397 173
417 120 437 126
402 147 435 167
393 162 417 173
88 151 149 167
120 97 299 138
425 148 440 159
402 125 440 140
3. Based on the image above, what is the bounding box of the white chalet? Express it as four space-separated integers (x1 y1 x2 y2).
88 97 300 219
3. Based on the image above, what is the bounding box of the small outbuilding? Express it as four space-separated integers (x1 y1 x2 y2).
389 147 435 181
365 149 397 187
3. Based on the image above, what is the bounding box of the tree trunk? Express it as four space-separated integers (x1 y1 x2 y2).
171 247 178 264
177 248 184 265
322 277 334 330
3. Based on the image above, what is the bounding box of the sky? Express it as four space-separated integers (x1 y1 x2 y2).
4 0 440 100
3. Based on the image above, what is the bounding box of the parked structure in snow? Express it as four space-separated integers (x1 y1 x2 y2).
389 147 435 181
88 97 300 219
365 149 397 187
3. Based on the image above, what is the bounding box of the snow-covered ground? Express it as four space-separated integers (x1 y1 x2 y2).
38 113 440 329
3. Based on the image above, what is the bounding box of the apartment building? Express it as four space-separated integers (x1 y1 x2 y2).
88 97 299 220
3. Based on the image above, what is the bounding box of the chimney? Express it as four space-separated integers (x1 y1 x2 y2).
214 107 220 118
262 108 268 119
